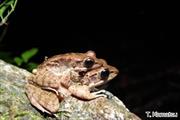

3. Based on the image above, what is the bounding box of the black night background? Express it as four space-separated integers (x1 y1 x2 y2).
0 1 179 119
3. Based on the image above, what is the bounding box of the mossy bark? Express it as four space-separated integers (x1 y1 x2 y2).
0 59 141 120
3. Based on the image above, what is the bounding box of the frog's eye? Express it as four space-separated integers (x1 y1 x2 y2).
83 57 94 68
100 69 110 80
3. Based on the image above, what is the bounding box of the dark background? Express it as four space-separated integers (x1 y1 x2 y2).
0 1 179 119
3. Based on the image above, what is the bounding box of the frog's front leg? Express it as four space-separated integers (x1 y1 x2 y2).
68 85 107 100
25 84 59 115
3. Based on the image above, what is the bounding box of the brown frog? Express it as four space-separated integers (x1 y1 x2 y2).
25 51 119 114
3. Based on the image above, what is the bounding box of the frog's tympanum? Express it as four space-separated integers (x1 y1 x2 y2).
25 51 118 114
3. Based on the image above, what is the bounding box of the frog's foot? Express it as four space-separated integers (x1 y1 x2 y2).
91 89 113 99
91 90 108 98
69 85 107 100
78 91 107 100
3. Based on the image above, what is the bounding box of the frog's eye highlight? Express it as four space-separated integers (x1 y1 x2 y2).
83 57 94 68
100 69 109 80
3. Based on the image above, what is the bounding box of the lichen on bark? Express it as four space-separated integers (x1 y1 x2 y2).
0 59 141 120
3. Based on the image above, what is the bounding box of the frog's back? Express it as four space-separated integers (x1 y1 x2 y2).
37 51 97 70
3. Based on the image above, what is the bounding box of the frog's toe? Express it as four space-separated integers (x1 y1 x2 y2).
92 90 113 99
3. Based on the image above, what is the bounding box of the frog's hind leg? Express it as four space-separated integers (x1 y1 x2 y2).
41 87 59 96
25 84 52 114
25 84 59 115
28 94 52 114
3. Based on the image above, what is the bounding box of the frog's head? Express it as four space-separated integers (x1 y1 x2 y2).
80 62 119 88
66 50 105 72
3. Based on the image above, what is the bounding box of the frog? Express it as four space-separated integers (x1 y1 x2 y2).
26 51 102 95
25 51 119 114
25 64 118 115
